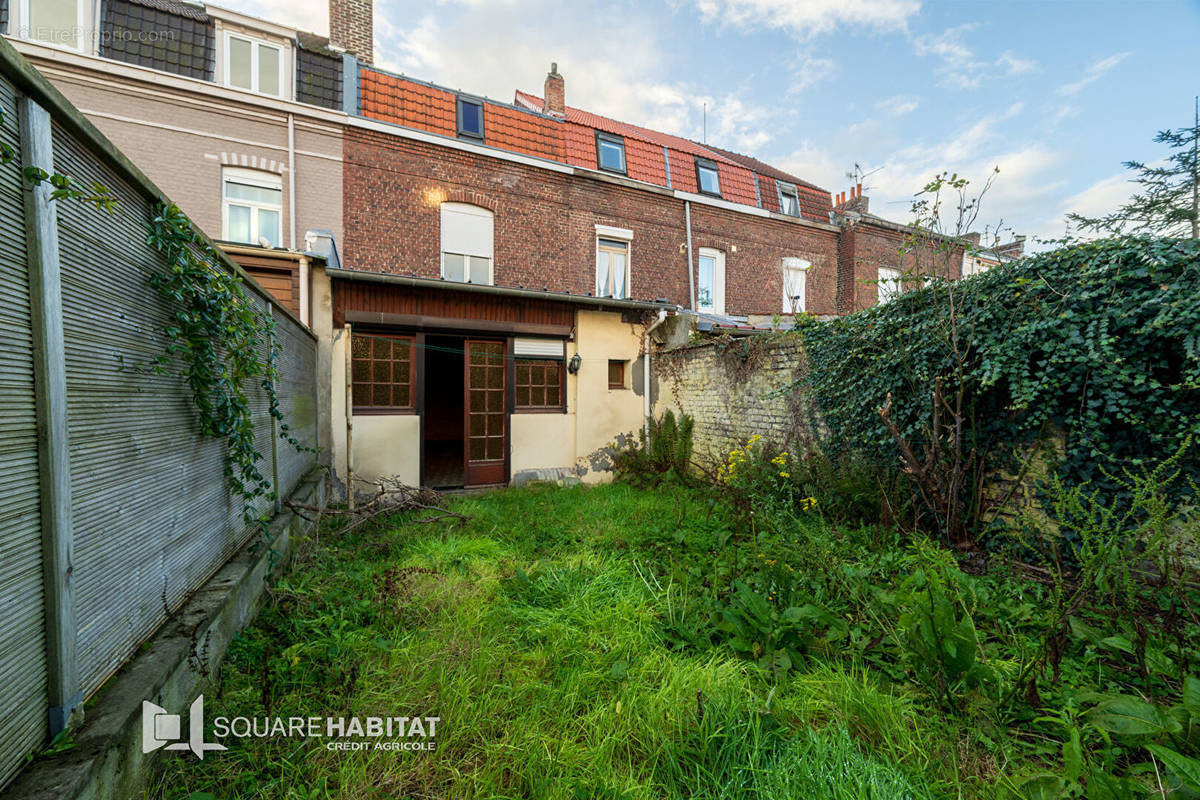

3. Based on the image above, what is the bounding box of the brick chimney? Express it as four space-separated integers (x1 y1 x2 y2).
330 0 373 65
543 63 565 116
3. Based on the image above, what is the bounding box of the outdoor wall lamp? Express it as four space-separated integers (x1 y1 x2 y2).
568 354 582 374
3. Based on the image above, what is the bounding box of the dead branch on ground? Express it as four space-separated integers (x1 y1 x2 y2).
286 476 468 534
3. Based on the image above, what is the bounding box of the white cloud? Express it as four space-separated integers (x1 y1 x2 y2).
788 56 836 94
1058 51 1133 96
693 0 921 37
997 50 1037 75
1059 171 1137 237
376 0 779 152
216 0 327 35
876 95 920 116
913 26 1039 89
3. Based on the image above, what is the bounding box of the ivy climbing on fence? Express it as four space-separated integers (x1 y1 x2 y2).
802 236 1200 542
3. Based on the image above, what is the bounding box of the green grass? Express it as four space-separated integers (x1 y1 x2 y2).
144 484 983 799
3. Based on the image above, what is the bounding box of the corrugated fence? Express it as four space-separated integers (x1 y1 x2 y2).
0 41 319 788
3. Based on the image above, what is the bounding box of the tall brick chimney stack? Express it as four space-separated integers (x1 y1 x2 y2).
330 0 373 65
543 63 565 116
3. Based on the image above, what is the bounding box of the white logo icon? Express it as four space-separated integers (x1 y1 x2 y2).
142 695 227 759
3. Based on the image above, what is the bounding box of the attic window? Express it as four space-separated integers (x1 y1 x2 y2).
595 132 626 174
777 182 801 217
457 97 484 140
695 158 721 197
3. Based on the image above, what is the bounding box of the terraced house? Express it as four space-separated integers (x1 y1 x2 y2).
6 0 967 491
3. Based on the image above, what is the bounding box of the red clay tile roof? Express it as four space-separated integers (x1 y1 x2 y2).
358 70 824 216
516 89 817 209
360 69 564 162
702 144 832 223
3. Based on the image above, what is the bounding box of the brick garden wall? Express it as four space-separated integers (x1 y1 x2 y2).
653 335 819 469
342 127 841 316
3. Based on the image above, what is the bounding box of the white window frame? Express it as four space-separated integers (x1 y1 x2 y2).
221 167 283 247
596 237 631 299
877 267 902 304
696 247 726 314
223 31 284 98
782 257 810 314
18 0 88 51
777 181 801 217
440 202 495 285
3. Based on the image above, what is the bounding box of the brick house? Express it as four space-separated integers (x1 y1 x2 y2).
6 0 969 491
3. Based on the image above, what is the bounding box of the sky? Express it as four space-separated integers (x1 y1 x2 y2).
225 0 1200 246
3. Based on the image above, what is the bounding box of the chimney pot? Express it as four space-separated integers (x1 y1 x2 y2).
543 62 565 116
329 0 374 65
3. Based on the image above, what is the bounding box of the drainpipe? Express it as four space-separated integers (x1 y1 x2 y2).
287 113 297 250
344 323 354 509
643 308 668 441
684 201 695 310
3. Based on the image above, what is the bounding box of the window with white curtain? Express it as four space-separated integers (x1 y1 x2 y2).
877 267 902 304
222 168 282 247
441 203 494 284
782 257 809 313
697 247 726 314
596 238 629 299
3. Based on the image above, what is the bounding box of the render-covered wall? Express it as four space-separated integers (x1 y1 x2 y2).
654 336 819 469
342 126 840 316
17 42 344 248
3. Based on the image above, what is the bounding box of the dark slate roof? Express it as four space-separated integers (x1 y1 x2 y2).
0 0 8 35
296 42 342 110
297 31 340 57
101 0 214 80
118 0 208 22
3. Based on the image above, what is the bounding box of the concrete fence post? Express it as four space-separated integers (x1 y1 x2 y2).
19 94 80 735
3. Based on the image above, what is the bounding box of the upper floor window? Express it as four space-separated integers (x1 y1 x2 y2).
441 203 493 284
457 97 484 140
697 247 726 314
782 257 810 313
596 238 629 299
877 267 901 304
777 182 801 217
21 0 85 50
225 32 282 97
695 158 721 197
595 132 626 174
222 168 282 247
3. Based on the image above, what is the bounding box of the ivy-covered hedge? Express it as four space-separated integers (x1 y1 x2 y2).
803 236 1200 527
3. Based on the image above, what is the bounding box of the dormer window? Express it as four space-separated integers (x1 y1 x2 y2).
777 182 801 217
225 32 282 97
695 158 721 197
457 97 484 140
20 0 86 50
595 132 626 174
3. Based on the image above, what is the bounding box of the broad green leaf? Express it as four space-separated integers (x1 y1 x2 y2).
1183 676 1200 719
1087 696 1182 737
1147 744 1200 791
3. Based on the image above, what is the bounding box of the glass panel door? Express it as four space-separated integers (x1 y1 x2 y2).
463 340 507 485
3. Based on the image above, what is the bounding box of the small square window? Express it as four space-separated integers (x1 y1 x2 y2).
695 158 721 197
457 97 484 140
608 360 626 390
777 182 801 217
596 132 626 174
